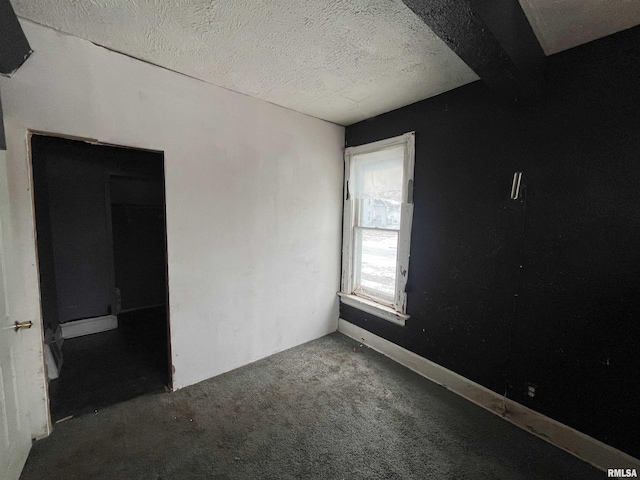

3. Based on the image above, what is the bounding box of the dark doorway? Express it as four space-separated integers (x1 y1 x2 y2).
31 134 170 422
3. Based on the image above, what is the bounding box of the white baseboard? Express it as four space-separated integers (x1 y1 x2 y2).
43 344 59 380
61 315 118 339
118 303 165 314
43 325 64 380
338 318 640 472
52 323 64 348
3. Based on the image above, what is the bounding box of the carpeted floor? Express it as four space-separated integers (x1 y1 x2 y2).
21 332 601 479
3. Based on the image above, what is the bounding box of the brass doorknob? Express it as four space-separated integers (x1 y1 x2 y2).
14 321 33 331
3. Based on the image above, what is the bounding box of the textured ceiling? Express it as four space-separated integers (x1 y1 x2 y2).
518 0 640 55
13 0 638 124
11 0 479 126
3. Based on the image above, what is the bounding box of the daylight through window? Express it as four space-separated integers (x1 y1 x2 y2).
341 132 415 320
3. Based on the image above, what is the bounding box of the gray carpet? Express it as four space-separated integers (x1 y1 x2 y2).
21 332 601 479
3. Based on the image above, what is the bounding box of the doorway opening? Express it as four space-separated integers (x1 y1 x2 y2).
30 134 171 423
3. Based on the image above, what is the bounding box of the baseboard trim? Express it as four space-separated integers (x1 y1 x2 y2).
61 315 118 339
119 304 165 314
338 318 640 472
43 325 64 380
52 324 64 348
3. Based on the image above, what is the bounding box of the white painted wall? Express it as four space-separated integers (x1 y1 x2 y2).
518 0 640 55
0 21 344 438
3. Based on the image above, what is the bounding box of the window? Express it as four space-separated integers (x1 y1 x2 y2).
339 132 415 326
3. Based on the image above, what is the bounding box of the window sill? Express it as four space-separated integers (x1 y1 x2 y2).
337 293 408 326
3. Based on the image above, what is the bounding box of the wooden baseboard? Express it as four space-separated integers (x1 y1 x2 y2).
60 315 118 339
338 318 640 472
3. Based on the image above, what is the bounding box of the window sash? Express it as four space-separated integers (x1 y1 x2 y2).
352 226 398 306
341 132 415 315
354 197 401 231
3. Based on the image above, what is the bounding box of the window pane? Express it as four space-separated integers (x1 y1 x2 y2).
356 198 401 229
354 228 398 304
352 145 404 229
351 145 404 202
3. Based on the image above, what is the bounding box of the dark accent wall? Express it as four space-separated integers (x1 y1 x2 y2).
31 136 166 325
0 89 5 150
41 149 113 322
0 0 32 76
111 177 167 311
32 155 59 331
343 26 640 458
401 0 543 103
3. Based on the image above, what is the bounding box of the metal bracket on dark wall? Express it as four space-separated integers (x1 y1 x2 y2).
510 172 523 200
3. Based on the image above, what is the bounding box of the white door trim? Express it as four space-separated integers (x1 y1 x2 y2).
4 123 51 441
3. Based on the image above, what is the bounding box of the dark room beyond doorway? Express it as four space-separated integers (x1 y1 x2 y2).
30 134 170 422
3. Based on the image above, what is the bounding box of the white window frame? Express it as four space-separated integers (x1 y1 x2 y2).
339 132 415 326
